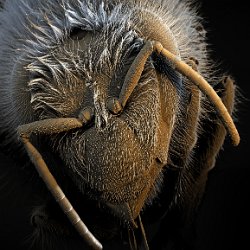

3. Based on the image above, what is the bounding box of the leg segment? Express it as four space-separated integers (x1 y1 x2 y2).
116 40 239 146
17 118 102 250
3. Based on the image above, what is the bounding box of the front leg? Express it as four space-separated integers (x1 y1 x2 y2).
182 76 237 216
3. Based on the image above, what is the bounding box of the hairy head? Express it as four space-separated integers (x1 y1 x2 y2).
0 0 238 246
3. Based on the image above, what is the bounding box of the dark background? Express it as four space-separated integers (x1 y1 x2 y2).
0 0 250 249
193 1 250 249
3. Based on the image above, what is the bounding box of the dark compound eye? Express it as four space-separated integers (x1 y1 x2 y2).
152 53 183 95
70 27 87 40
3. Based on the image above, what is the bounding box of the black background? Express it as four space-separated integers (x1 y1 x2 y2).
0 0 250 249
192 1 250 249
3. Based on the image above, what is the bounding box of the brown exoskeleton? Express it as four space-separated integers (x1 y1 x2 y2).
0 0 239 249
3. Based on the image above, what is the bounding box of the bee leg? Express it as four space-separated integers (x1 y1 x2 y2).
197 76 236 171
182 76 236 219
193 76 236 174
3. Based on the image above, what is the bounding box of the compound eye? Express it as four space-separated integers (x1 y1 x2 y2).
70 27 87 40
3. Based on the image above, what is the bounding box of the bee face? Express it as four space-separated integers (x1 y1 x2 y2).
45 44 179 221
20 20 183 224
0 1 239 248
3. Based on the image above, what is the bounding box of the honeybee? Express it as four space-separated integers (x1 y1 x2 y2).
0 1 239 249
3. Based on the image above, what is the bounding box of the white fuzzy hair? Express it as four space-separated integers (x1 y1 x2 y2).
0 0 212 134
0 2 227 246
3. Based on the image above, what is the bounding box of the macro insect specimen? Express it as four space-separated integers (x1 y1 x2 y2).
0 0 239 249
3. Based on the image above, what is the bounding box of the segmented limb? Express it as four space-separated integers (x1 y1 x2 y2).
177 76 237 219
17 118 103 250
119 41 155 108
154 41 239 146
118 40 240 146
